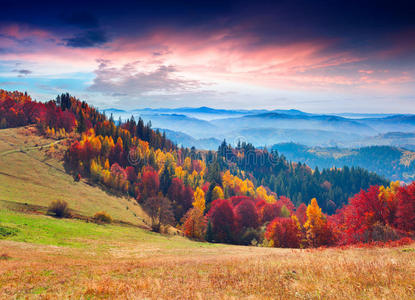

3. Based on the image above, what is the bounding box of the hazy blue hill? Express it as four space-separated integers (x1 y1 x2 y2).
272 143 415 181
270 109 311 116
334 113 396 118
103 108 127 113
132 107 309 115
357 115 415 133
138 113 217 138
158 128 221 150
212 112 376 135
105 106 415 151
233 127 361 147
134 106 243 114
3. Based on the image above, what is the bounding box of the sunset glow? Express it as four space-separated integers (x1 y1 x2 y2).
1 0 414 112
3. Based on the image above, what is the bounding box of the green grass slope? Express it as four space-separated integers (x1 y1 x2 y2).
0 209 218 251
0 126 147 226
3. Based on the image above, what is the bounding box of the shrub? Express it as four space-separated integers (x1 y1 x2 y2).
238 227 263 246
47 200 70 218
361 222 403 243
143 196 174 232
0 226 18 238
0 253 11 260
93 211 113 224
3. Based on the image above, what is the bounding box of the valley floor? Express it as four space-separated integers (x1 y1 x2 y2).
1 210 415 299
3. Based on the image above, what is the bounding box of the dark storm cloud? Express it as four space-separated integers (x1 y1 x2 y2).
2 0 415 53
13 69 32 76
64 29 108 48
61 11 99 28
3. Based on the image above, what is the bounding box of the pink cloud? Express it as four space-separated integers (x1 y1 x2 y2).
0 24 52 40
359 69 374 74
0 24 413 96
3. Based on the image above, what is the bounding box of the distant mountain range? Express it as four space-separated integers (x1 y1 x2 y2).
104 107 415 150
103 106 415 180
155 128 222 150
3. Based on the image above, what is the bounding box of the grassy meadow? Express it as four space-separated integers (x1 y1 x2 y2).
1 210 415 299
0 126 147 226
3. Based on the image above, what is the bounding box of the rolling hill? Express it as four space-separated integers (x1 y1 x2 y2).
358 115 415 133
212 113 377 135
0 126 148 226
106 107 415 150
160 128 221 149
271 143 415 181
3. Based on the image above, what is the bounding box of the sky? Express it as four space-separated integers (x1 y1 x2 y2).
0 0 414 113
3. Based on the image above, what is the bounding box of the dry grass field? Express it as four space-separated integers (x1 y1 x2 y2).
1 210 415 299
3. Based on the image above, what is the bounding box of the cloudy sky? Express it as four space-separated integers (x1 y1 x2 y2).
0 0 414 112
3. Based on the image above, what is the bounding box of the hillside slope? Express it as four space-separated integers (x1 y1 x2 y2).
0 126 147 226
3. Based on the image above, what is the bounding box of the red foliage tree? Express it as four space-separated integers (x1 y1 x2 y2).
396 182 415 232
201 181 210 194
110 163 127 180
109 138 124 165
343 186 384 240
168 178 194 223
277 196 295 213
207 199 235 243
265 217 300 248
258 202 281 225
59 110 77 132
295 203 307 225
234 199 259 232
126 166 137 182
137 167 160 202
337 185 404 243
229 195 252 207
66 141 82 170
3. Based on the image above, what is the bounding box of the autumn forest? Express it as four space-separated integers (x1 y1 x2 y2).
1 89 414 250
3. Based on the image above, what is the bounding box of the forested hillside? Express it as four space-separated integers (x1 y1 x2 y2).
1 89 414 248
272 143 415 182
217 141 388 214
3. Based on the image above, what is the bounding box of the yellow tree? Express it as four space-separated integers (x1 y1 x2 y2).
222 170 234 189
181 207 206 240
212 186 224 201
193 187 205 213
155 149 166 171
90 135 102 154
183 157 192 171
104 158 110 170
116 136 123 149
378 181 400 202
304 198 327 247
378 180 400 225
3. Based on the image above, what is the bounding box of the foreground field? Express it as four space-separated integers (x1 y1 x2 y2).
1 210 415 299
